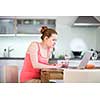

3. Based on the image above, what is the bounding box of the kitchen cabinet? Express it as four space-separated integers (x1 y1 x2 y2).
0 59 24 82
16 19 56 35
3 66 18 83
0 18 16 36
0 16 56 36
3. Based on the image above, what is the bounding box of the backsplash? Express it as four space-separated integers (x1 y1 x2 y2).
0 36 41 57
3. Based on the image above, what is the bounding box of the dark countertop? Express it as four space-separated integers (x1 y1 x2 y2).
49 57 100 60
49 58 82 60
0 57 24 60
0 57 100 60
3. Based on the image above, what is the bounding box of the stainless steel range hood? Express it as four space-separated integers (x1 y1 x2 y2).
73 16 100 27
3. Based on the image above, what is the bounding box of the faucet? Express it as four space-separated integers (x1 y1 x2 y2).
7 46 14 57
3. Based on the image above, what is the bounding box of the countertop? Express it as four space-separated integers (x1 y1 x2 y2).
49 57 100 60
0 57 100 60
0 57 24 60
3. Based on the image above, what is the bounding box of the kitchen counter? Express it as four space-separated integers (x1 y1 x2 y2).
0 57 24 60
0 57 100 67
64 68 100 83
49 58 100 67
49 57 100 60
0 57 100 60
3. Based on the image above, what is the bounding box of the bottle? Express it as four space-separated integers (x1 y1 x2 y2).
3 49 8 57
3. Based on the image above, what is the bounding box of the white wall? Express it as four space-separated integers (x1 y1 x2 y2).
0 36 41 57
0 16 100 58
55 16 97 57
96 27 100 50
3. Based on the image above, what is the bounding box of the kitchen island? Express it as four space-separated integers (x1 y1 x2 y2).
0 57 100 83
64 68 100 83
41 67 100 83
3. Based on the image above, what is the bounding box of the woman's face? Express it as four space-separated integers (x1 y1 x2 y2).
45 34 57 48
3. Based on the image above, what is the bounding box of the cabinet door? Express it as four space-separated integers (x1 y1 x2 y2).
0 19 15 34
16 19 56 35
3 66 18 83
0 66 4 82
0 59 24 82
0 17 56 36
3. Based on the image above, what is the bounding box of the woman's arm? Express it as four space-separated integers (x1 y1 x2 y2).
28 42 62 69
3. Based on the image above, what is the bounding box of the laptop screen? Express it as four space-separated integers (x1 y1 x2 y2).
78 51 93 69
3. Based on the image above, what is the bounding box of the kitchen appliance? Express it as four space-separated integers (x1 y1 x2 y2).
73 16 100 27
96 50 100 59
72 51 82 59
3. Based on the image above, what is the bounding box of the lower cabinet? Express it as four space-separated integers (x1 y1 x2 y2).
0 59 24 83
3 66 18 83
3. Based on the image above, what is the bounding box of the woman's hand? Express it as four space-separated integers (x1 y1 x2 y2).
55 63 63 68
61 63 69 68
56 62 69 68
50 62 69 68
50 63 62 68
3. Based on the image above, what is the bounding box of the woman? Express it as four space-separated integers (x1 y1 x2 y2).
20 26 63 83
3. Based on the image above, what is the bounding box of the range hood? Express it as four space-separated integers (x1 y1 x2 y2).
73 16 100 27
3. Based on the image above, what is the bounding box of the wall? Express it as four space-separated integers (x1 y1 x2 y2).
96 27 100 50
0 16 99 58
55 16 98 57
0 36 41 57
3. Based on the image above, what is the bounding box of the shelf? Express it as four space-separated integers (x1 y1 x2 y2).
0 34 15 36
16 33 41 37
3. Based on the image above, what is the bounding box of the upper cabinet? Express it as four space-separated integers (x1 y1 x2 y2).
0 18 16 36
16 19 56 35
0 16 56 36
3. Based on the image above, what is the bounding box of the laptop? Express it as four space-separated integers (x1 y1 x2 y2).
68 51 92 69
77 51 93 69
